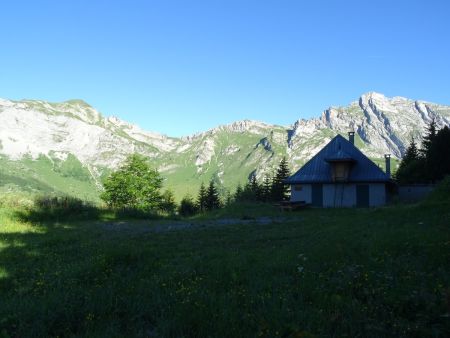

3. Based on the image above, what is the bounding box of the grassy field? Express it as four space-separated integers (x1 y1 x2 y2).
0 196 449 337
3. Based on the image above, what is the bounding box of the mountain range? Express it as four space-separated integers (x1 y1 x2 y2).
1 92 449 201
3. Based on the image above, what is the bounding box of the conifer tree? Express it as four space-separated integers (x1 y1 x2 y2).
421 117 437 158
249 175 263 201
421 118 439 181
205 180 221 210
395 120 450 184
234 183 244 202
395 138 425 183
271 157 291 201
431 126 450 181
262 174 272 202
224 189 233 206
197 182 207 212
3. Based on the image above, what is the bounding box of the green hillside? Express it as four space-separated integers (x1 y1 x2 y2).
0 155 101 202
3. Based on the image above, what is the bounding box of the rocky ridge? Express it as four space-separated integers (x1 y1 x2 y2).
1 92 449 197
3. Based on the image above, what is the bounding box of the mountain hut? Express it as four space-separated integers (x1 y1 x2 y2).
285 132 392 207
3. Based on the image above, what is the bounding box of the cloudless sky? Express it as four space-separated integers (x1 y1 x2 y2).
1 0 449 136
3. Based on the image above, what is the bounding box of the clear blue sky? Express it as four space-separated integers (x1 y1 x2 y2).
1 0 449 136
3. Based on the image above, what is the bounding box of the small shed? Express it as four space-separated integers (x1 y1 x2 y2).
285 132 391 207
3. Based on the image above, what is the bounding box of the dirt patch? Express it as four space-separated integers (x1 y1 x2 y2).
98 216 298 234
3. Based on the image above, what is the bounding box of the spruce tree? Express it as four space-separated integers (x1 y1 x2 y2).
395 122 450 184
249 175 262 201
421 117 437 157
395 138 425 183
421 118 439 181
224 189 233 206
234 183 244 202
404 137 419 162
197 182 207 212
271 157 291 201
205 180 221 210
432 126 450 181
262 174 272 202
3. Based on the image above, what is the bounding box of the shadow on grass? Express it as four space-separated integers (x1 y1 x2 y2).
1 193 450 337
0 195 171 337
13 195 168 224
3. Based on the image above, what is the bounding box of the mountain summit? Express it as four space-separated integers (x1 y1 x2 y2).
1 93 449 199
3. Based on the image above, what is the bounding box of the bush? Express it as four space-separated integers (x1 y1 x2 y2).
159 190 177 214
423 175 450 205
14 195 100 222
179 195 198 217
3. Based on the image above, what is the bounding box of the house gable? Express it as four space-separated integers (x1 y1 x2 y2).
286 134 389 184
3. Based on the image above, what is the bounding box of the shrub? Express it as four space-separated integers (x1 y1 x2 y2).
179 195 198 217
423 175 450 205
16 195 100 222
159 189 177 214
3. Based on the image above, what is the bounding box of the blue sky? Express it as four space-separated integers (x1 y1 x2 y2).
1 0 449 136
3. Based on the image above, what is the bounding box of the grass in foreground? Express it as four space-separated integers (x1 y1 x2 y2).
0 200 449 337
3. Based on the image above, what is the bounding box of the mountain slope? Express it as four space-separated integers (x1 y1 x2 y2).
1 93 449 200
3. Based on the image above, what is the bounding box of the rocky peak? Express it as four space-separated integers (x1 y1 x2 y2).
1 93 450 186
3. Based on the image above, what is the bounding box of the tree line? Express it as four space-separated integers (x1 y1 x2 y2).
395 119 450 184
100 154 291 217
178 157 291 216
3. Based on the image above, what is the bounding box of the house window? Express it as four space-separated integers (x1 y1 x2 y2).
331 162 352 182
294 185 303 191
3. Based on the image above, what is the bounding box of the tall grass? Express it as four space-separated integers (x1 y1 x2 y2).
6 194 168 223
1 200 449 337
0 192 34 209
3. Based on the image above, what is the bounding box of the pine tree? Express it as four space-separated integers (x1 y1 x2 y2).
421 117 437 157
262 174 272 202
271 157 291 201
395 122 450 184
249 175 263 201
234 183 244 202
224 189 233 206
404 137 419 162
395 138 425 183
432 126 450 181
197 182 207 212
205 180 221 210
421 118 439 181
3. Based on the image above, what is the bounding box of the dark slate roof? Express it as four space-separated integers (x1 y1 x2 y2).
285 134 389 184
325 149 355 162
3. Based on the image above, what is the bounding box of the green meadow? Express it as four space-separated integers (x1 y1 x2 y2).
1 189 449 337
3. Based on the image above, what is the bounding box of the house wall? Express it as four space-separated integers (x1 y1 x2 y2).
323 184 356 207
369 183 386 207
290 184 312 203
290 183 387 207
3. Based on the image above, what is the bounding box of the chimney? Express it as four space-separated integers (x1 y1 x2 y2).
384 154 391 178
348 131 355 145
